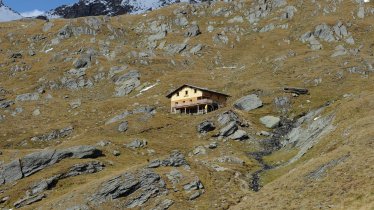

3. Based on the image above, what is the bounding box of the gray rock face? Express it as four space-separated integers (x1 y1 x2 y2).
106 106 156 125
30 175 61 195
333 21 348 38
307 154 349 180
0 100 14 108
234 94 263 111
62 161 104 178
183 178 204 200
148 150 188 168
84 16 102 30
216 156 245 165
174 16 189 27
118 121 128 132
73 56 91 69
183 179 204 191
0 146 102 185
282 6 297 19
189 44 203 55
148 31 166 42
69 99 81 109
192 146 207 156
15 93 39 102
106 110 131 125
126 139 147 149
184 24 201 37
259 23 275 33
90 169 166 207
283 107 335 164
14 194 45 209
274 96 290 113
309 37 323 50
229 130 248 140
161 151 188 167
152 199 174 210
331 45 347 57
30 161 104 195
57 25 96 39
213 32 229 45
357 6 365 19
114 70 141 97
228 16 244 23
148 159 161 168
217 110 241 126
260 116 281 128
21 149 56 177
133 106 156 115
31 126 74 142
197 120 215 134
164 43 187 55
314 23 335 42
219 121 238 137
55 145 102 159
300 32 322 50
0 159 23 184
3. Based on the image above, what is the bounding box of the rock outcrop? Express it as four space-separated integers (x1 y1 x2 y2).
90 169 167 208
234 94 263 111
0 146 102 184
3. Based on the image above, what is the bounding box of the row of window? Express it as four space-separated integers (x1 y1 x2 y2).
175 99 193 105
176 89 198 97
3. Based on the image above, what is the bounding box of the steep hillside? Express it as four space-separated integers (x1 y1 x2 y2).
0 0 373 209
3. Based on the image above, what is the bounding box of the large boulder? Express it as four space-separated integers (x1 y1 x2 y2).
260 116 281 128
161 151 188 167
174 16 189 27
15 93 39 102
0 145 102 185
20 149 56 177
73 56 91 69
274 96 290 113
90 169 166 208
197 120 215 134
164 43 187 55
53 145 102 160
0 100 14 109
229 130 249 140
114 70 140 97
184 24 201 37
118 121 128 132
217 110 241 126
126 139 147 149
0 159 23 184
219 121 238 137
234 94 263 111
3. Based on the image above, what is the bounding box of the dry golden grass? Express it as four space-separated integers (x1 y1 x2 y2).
0 0 373 209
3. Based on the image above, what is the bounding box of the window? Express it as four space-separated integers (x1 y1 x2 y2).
175 102 178 105
190 99 192 102
194 89 197 93
177 92 179 96
185 91 188 95
183 101 185 103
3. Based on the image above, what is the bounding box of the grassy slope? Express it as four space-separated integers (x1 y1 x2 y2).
0 0 373 209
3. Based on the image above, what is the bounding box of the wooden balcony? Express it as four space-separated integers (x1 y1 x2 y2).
173 98 214 109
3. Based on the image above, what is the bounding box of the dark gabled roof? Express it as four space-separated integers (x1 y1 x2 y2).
166 84 230 98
